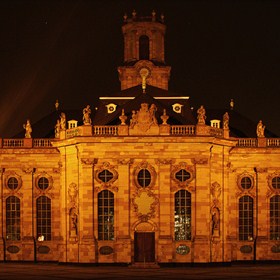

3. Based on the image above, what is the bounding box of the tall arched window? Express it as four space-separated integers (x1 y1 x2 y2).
98 190 114 240
139 35 149 60
37 196 51 241
270 195 280 240
174 190 191 241
239 195 253 241
6 196 20 240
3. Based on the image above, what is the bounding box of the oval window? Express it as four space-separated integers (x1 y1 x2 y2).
241 177 252 189
175 169 191 182
7 177 19 190
137 169 151 188
38 177 49 190
98 169 113 183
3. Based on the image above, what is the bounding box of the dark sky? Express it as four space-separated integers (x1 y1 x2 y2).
0 0 280 137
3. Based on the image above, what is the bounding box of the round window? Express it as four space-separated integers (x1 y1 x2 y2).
175 169 191 182
241 177 252 189
98 169 113 183
38 177 49 190
137 169 151 188
272 177 280 189
7 177 19 190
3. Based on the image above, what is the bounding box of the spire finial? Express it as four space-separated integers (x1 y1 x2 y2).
230 99 234 110
55 99 59 111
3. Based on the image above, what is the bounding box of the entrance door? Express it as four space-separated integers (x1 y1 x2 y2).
134 232 155 262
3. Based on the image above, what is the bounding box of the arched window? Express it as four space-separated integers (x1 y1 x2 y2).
239 195 253 241
270 195 280 240
98 190 114 240
139 35 149 60
37 196 51 241
174 190 191 241
6 196 20 240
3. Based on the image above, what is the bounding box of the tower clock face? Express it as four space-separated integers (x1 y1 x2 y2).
139 67 150 78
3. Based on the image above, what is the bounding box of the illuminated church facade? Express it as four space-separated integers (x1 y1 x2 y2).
1 11 280 265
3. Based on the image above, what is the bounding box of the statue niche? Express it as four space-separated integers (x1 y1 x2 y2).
129 103 159 135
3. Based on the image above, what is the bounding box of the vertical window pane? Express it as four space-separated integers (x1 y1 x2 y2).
174 190 191 241
239 195 253 241
6 196 20 240
37 196 51 241
98 190 114 240
270 195 280 240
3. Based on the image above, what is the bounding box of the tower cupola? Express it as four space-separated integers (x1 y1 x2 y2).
118 10 171 91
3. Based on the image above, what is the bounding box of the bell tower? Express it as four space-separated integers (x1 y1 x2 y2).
118 10 171 91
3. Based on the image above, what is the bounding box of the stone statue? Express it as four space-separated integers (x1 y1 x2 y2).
223 112 229 129
197 105 206 125
55 119 60 138
257 120 265 138
60 112 66 130
130 110 137 129
149 104 158 125
211 207 220 235
23 119 32 138
69 207 78 236
83 105 92 125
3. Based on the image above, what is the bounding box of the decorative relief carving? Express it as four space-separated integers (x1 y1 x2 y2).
267 172 280 195
210 182 221 206
155 158 175 165
129 103 160 135
170 162 195 191
191 157 208 165
131 188 159 221
35 172 53 193
117 158 134 165
68 182 78 207
210 182 221 238
94 162 118 191
237 172 255 192
256 168 268 173
4 171 22 192
22 167 34 174
81 158 98 165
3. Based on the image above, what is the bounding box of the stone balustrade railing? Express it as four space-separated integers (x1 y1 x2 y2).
170 125 196 135
237 138 257 147
0 139 54 148
1 125 280 148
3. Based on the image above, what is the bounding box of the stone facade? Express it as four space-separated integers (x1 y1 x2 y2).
0 11 280 265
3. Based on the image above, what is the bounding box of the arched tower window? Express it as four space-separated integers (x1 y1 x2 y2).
139 35 149 60
6 196 20 240
37 196 51 241
270 195 280 240
174 190 191 241
239 195 253 241
98 190 114 240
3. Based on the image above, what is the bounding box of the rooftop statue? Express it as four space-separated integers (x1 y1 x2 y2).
223 112 229 129
197 105 206 125
60 112 66 130
23 119 32 138
257 120 265 138
83 105 92 125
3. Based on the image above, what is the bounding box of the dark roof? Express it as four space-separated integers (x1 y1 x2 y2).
13 84 278 139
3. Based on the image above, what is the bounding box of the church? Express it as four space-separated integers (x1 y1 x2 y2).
1 10 280 265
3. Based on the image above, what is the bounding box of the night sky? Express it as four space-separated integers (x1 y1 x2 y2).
0 0 280 138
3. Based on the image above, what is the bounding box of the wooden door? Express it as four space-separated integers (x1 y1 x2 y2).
134 232 155 262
